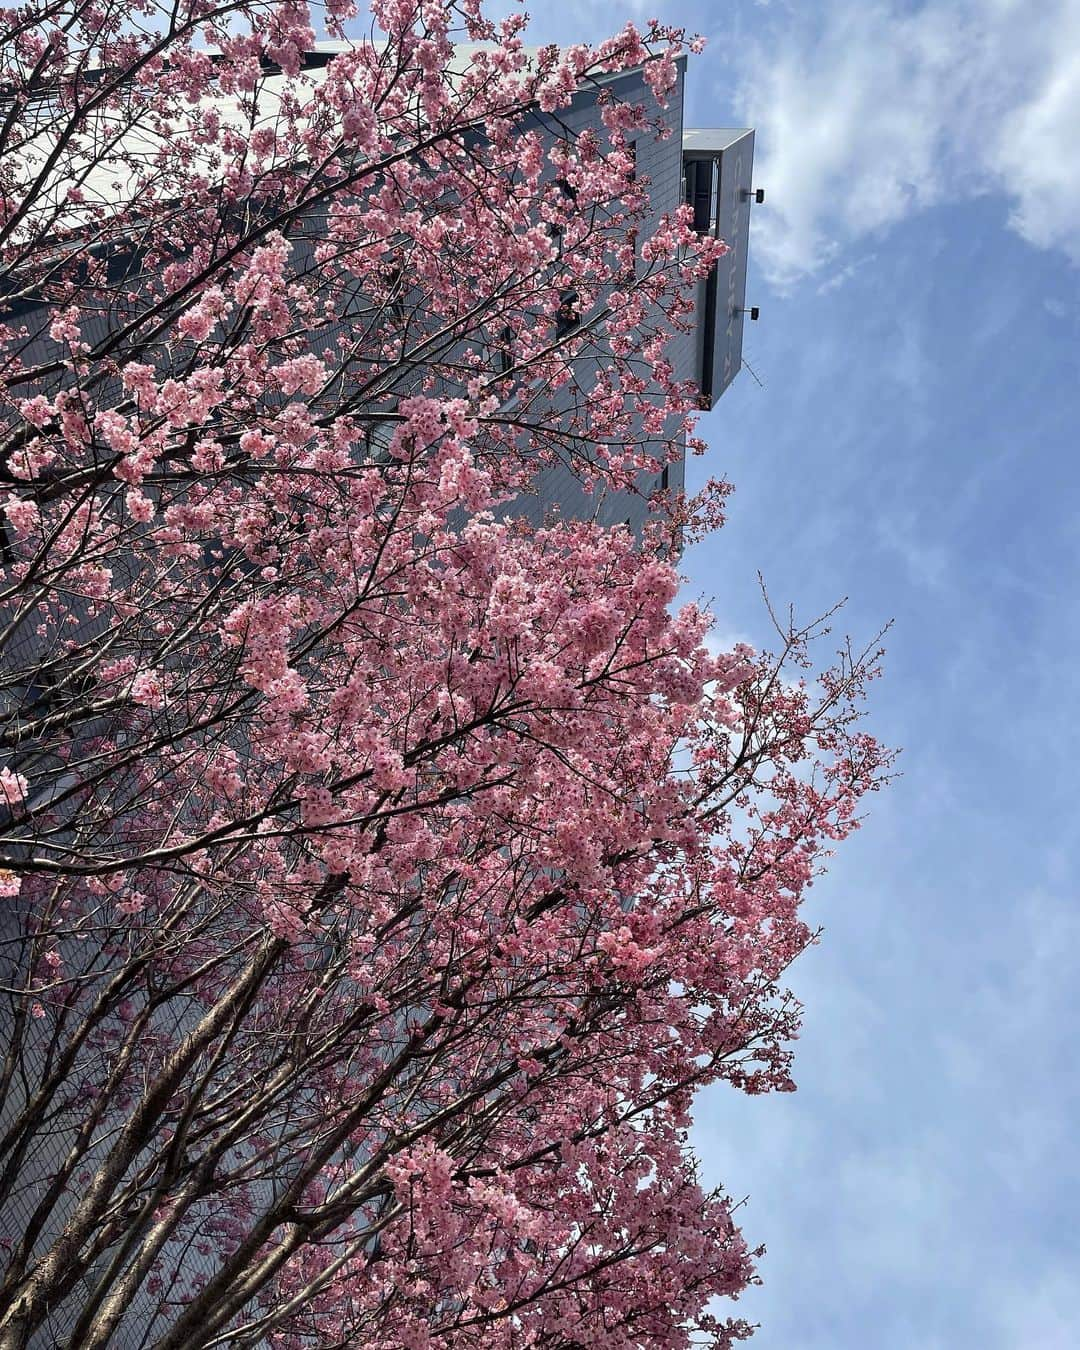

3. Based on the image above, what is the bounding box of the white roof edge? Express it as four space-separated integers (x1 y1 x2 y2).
682 127 753 154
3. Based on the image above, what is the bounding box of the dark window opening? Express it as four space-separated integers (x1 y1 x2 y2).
382 254 405 320
624 226 639 279
497 325 514 376
547 179 577 260
555 289 580 338
684 158 716 234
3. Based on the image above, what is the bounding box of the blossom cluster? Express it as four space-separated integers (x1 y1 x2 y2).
0 4 889 1348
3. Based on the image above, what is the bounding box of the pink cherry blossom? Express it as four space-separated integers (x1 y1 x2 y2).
130 670 164 708
0 767 29 807
0 6 890 1348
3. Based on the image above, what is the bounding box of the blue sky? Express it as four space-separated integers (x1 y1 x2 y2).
501 1 1080 1345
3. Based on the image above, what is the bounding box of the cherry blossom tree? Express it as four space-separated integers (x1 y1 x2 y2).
0 2 891 1346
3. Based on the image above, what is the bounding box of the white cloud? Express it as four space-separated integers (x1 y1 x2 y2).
693 875 1080 1348
815 252 878 295
997 41 1080 259
733 0 1080 288
992 1269 1080 1350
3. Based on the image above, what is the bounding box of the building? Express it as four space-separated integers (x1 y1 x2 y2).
1 43 758 534
490 53 759 534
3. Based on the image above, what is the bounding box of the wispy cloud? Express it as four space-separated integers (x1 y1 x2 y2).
815 252 878 295
732 0 1080 288
694 871 1080 1348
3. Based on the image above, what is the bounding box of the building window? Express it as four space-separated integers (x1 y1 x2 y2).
547 178 577 260
624 225 639 279
382 252 405 320
684 157 716 234
555 289 579 338
367 419 396 464
497 325 513 375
